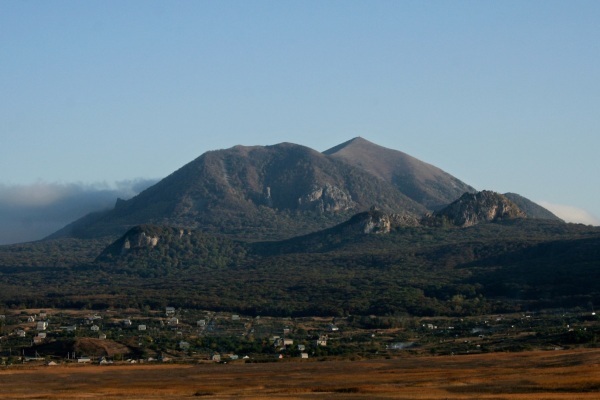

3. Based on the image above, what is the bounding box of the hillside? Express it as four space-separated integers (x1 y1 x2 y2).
48 142 427 241
324 137 476 210
3 207 598 317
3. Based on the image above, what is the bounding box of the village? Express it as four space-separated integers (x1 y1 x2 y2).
0 306 597 366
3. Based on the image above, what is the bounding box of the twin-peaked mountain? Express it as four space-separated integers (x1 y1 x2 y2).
48 137 558 241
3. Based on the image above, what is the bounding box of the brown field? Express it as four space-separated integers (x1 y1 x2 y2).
1 349 598 399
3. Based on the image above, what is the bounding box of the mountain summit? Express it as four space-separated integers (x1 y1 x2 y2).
324 137 475 209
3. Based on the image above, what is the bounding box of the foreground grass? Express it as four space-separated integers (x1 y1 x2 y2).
1 348 598 399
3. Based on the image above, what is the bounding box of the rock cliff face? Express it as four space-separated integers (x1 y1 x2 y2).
350 209 420 234
431 191 526 227
103 226 162 256
297 183 355 212
121 231 159 255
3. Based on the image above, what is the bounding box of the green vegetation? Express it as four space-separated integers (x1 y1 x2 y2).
0 218 598 317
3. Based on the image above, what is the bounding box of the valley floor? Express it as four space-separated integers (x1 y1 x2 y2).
1 348 599 399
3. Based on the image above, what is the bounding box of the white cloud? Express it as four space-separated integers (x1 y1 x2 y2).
538 201 600 226
0 179 157 245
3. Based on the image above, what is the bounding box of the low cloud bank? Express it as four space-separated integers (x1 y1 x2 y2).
538 201 600 226
0 179 157 245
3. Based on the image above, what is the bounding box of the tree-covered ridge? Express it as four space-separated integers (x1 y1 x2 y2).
95 225 247 276
1 215 598 317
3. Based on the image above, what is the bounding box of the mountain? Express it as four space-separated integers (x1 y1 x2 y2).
47 138 557 242
324 137 476 210
503 192 563 221
49 142 427 241
431 191 525 227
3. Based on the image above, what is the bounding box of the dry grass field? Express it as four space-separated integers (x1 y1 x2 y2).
1 348 598 399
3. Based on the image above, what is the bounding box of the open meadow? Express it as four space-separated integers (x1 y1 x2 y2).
1 348 598 399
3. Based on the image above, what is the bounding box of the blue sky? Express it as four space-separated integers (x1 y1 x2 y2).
1 1 599 243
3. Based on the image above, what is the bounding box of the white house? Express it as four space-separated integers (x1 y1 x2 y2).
300 353 309 359
165 307 176 316
90 325 100 332
316 335 328 346
138 324 147 331
167 317 178 326
36 321 48 331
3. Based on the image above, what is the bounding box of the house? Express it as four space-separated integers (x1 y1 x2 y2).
90 325 100 332
27 316 35 322
167 317 178 326
316 335 328 346
165 307 176 316
77 357 92 363
37 332 47 338
86 314 102 323
231 314 240 321
61 325 77 332
33 335 45 344
16 329 26 337
300 353 309 359
283 327 290 335
328 324 339 332
283 338 294 346
37 321 48 331
138 324 147 331
98 333 107 340
197 319 206 327
39 311 47 319
297 344 306 351
123 319 132 327
212 354 221 362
